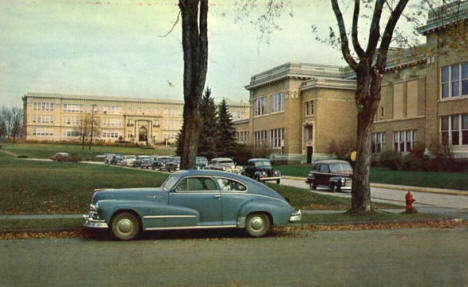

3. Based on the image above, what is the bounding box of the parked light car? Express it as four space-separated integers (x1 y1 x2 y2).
306 160 353 192
50 152 76 162
119 155 136 167
243 158 281 184
152 156 172 170
207 157 243 174
195 156 208 170
165 156 181 172
103 153 116 164
83 170 302 240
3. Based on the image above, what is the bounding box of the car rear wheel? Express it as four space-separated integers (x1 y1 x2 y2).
111 212 140 241
276 179 280 184
310 182 317 190
245 213 271 237
330 183 338 192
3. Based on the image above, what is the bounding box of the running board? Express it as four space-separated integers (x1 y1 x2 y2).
145 225 237 231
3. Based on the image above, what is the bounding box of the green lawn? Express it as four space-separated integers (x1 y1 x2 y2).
0 152 168 214
0 142 175 161
276 164 468 190
0 151 396 215
301 212 444 224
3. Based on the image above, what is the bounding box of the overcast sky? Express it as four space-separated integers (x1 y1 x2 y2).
0 0 426 107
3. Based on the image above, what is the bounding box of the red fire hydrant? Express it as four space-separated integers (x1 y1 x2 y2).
405 191 415 213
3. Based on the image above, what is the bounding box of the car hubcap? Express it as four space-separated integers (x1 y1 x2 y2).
118 218 133 234
250 216 264 231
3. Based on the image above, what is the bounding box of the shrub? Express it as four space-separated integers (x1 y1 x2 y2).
379 151 403 170
327 139 356 160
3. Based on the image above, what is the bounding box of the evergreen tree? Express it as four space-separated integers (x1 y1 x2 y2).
197 88 218 159
217 98 237 157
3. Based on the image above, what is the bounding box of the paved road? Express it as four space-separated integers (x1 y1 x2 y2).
1 227 467 286
281 178 468 210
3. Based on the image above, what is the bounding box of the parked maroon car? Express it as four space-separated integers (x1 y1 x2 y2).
306 160 353 192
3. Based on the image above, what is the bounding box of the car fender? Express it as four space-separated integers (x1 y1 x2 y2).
236 198 293 228
97 200 169 224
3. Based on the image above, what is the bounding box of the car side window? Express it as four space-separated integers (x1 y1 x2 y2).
319 164 330 173
175 177 217 192
216 178 247 192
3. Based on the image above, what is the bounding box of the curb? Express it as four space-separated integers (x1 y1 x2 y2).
281 176 468 196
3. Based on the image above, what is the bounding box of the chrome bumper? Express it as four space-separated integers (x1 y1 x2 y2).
289 210 302 222
259 176 281 181
82 214 108 228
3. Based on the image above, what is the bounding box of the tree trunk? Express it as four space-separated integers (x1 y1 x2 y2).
179 0 208 170
350 75 381 214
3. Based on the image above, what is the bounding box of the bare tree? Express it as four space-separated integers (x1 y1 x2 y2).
76 113 100 150
178 0 209 169
10 107 23 143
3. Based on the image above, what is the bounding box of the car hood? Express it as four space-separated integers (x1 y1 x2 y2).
92 187 164 204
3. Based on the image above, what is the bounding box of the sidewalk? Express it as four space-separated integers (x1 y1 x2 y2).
282 175 468 196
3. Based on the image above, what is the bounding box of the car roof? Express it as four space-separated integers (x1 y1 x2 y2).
212 157 233 161
173 169 243 180
248 158 270 162
314 160 351 164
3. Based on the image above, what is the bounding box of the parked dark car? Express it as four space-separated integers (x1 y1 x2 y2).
195 156 208 170
110 154 124 165
243 158 281 184
306 160 353 192
152 156 171 170
133 155 152 168
165 156 181 172
140 158 154 169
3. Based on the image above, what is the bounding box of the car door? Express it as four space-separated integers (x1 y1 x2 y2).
168 176 222 227
319 164 331 185
215 177 248 226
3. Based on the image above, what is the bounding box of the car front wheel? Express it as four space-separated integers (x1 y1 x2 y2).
245 213 271 237
111 212 140 241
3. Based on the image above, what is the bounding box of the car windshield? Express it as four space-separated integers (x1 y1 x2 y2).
196 157 208 164
161 174 180 190
254 161 271 167
329 163 352 173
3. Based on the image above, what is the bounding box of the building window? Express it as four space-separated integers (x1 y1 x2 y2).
304 126 313 141
102 105 121 115
271 93 285 113
441 114 468 145
63 104 82 113
33 102 54 112
254 97 266 116
32 115 54 124
65 117 82 126
371 132 385 153
102 131 119 138
270 128 284 149
305 101 314 116
393 130 416 152
102 118 122 127
441 63 468 99
32 128 54 136
236 131 249 144
65 129 81 137
254 130 267 147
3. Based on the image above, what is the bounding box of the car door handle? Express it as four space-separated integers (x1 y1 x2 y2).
213 194 221 199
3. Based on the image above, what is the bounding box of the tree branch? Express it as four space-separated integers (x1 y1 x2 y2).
376 0 410 70
159 11 181 38
331 0 358 70
352 0 365 58
366 0 385 55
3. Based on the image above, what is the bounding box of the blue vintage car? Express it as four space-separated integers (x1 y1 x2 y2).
83 170 301 240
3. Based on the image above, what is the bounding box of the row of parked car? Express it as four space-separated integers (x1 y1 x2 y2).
100 153 354 192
